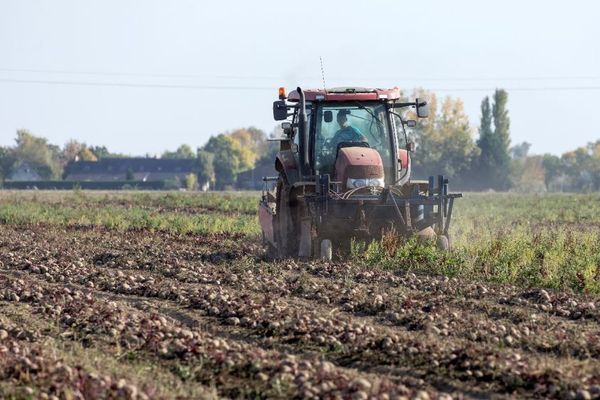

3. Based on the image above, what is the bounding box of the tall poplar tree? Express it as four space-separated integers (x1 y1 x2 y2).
476 90 512 190
476 96 494 185
491 89 512 189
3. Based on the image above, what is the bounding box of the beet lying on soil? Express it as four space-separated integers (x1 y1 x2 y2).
0 191 599 399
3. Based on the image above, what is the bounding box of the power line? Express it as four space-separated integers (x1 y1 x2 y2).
0 67 277 81
1 67 600 83
431 86 600 92
1 77 600 93
395 76 600 82
0 78 273 91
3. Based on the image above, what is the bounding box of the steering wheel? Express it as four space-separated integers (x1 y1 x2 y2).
335 141 371 158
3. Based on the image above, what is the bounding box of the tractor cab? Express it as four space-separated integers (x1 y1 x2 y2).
277 87 423 190
313 102 394 187
261 86 461 260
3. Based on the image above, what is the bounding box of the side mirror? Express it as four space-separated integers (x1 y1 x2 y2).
273 100 288 121
405 120 417 128
324 110 333 123
416 98 429 118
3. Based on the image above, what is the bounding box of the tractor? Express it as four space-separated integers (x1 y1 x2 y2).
258 86 461 260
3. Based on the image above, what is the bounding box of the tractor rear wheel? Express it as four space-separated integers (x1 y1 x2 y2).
275 174 297 258
298 218 312 258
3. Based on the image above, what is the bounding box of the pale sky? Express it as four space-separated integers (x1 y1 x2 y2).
0 0 598 156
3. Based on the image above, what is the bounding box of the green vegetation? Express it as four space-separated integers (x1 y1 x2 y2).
1 190 257 213
0 190 259 235
1 190 600 294
354 193 600 294
162 144 196 159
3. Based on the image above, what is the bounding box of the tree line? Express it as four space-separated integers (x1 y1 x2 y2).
0 89 598 192
409 88 512 190
409 88 599 192
0 127 275 190
408 91 477 187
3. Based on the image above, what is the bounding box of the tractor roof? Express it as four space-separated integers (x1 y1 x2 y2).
286 87 402 102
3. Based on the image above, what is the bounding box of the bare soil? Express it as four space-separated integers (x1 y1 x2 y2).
0 224 599 399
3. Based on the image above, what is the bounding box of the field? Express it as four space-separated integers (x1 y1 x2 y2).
0 190 599 399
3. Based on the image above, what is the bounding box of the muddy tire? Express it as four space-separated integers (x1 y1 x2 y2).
298 219 312 258
436 235 450 251
275 174 297 258
320 239 332 261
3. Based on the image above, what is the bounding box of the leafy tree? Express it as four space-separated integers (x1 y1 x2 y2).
511 155 546 192
476 96 494 187
406 90 437 176
510 142 531 159
561 141 600 191
62 140 87 164
196 150 215 188
406 89 437 144
12 129 62 179
254 139 278 168
436 97 479 179
508 142 535 189
491 89 512 189
409 92 478 185
476 90 512 190
185 173 199 191
0 146 15 181
195 127 270 189
162 144 195 159
89 145 112 159
226 127 268 166
202 134 248 189
534 140 600 192
542 154 562 189
61 140 98 166
78 147 98 161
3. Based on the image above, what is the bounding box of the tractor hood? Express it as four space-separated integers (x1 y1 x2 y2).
335 147 384 190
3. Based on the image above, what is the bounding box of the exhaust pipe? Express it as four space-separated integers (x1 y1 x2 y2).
297 87 311 176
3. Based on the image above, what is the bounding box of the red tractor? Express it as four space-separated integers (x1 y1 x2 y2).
259 86 461 260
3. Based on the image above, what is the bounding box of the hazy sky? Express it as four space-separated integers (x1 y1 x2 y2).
0 0 598 156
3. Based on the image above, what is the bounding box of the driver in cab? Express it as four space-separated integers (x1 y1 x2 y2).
330 110 367 154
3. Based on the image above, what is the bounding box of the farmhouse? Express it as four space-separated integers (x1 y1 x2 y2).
8 162 42 181
64 158 196 182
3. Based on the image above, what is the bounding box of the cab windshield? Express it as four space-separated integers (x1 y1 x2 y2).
312 102 394 180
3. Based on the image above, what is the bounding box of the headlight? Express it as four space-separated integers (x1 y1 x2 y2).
348 178 367 188
346 177 384 188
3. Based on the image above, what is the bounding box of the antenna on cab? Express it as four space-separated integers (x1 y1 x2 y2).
320 56 327 93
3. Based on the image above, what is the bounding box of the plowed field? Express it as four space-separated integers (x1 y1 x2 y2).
0 191 599 399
